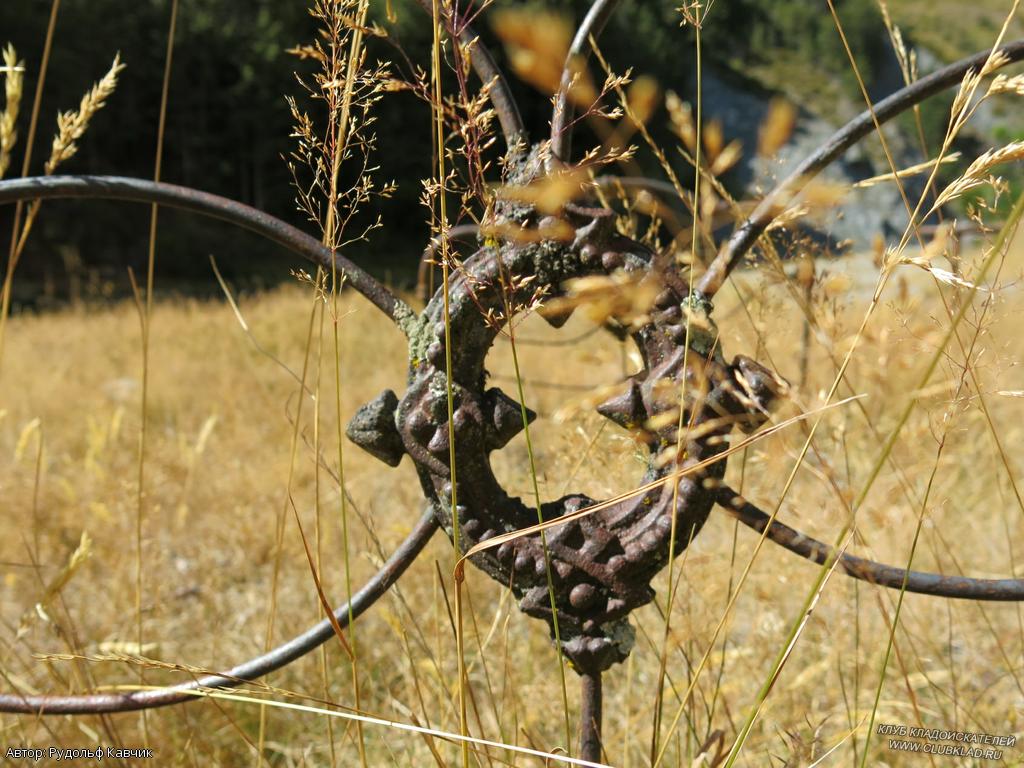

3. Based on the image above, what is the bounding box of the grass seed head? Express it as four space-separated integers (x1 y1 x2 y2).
0 43 23 180
45 54 125 175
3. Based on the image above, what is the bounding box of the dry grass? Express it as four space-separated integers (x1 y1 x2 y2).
3 0 1024 764
0 237 1022 765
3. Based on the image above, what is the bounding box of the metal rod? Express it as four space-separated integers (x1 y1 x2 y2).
578 670 604 764
416 222 480 303
0 510 439 714
414 0 526 147
717 486 1024 601
0 174 412 326
550 0 622 163
595 175 690 202
697 38 1024 297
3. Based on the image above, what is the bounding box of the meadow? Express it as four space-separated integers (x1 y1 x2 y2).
3 0 1024 764
1 238 1023 765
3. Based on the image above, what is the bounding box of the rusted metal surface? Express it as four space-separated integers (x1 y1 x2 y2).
578 671 603 764
550 0 622 163
717 487 1024 601
412 176 713 304
346 147 790 674
413 0 526 147
416 223 480 304
346 24 1024 714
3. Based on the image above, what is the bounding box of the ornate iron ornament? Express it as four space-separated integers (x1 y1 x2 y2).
346 146 789 675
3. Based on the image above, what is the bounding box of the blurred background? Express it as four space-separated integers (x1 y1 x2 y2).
0 0 1020 304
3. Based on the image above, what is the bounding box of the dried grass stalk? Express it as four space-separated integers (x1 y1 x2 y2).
0 44 24 179
930 141 1024 212
45 53 125 175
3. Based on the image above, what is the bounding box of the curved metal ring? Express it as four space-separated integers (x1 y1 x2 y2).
411 177 703 304
0 510 438 714
413 0 526 147
717 486 1024 600
0 175 411 325
415 223 480 304
0 175 433 714
697 38 1024 297
550 0 622 163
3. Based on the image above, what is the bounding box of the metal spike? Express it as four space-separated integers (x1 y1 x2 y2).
485 387 537 450
345 389 405 467
596 379 645 429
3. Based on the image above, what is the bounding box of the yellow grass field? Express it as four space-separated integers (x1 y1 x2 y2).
1 241 1023 765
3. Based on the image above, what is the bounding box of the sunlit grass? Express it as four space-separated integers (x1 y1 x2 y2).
0 231 1021 764
2 0 1024 761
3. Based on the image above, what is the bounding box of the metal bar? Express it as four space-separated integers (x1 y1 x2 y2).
595 175 689 202
717 487 1024 601
414 0 526 147
697 38 1024 297
578 670 603 764
416 222 480 303
0 175 411 325
0 510 439 714
550 0 622 163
